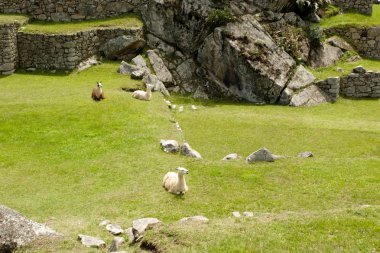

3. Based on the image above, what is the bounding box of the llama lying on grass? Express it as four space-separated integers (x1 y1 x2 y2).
163 167 189 195
91 81 105 101
132 84 153 101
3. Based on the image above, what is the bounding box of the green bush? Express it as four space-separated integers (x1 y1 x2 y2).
206 9 234 29
306 25 325 47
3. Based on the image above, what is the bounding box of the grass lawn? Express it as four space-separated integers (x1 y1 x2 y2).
0 14 29 24
308 57 380 80
321 4 380 28
20 14 143 34
0 62 379 252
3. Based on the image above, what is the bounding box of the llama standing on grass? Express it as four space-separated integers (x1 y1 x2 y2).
163 167 189 195
91 81 105 101
132 84 153 101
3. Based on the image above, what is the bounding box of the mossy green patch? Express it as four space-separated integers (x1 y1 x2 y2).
0 14 29 25
321 5 380 28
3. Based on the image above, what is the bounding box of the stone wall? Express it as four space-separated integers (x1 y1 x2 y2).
327 26 380 59
331 0 373 15
340 71 380 98
0 23 21 75
0 0 139 21
316 77 340 102
0 0 26 14
17 27 142 70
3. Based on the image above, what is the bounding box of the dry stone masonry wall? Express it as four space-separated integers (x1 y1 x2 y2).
0 0 139 21
331 0 373 15
17 27 142 70
340 71 380 98
0 23 21 75
327 26 380 59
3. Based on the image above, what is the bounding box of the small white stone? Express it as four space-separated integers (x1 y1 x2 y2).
232 211 241 218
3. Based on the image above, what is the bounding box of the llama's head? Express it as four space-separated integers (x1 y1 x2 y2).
176 167 189 175
97 81 103 88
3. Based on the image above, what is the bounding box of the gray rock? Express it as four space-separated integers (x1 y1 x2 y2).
180 143 202 159
131 55 148 69
99 220 111 227
178 106 184 113
77 56 98 72
131 69 145 80
246 147 275 163
118 61 140 75
179 216 209 223
326 36 354 52
287 65 316 91
308 43 344 68
327 77 340 86
353 65 366 74
143 74 170 96
197 15 296 104
297 151 314 158
0 205 58 252
222 153 240 161
124 227 136 244
232 211 241 218
78 234 106 248
106 224 124 235
100 36 145 60
160 140 180 153
132 218 161 235
147 50 173 85
290 85 332 107
306 12 321 23
193 86 209 100
109 236 125 252
243 211 254 217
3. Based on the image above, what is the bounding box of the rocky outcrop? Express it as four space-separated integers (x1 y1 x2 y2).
198 15 297 103
0 205 57 252
100 35 145 61
308 42 344 68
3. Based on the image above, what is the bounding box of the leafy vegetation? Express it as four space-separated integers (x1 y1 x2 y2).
20 14 143 34
0 62 379 252
321 4 380 28
206 9 234 29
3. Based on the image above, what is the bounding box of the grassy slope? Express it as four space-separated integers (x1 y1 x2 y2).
0 62 379 252
308 57 380 80
0 14 29 24
20 14 142 34
321 4 380 28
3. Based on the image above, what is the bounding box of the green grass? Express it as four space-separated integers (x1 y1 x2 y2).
0 14 29 24
0 62 379 252
321 5 380 28
308 57 380 80
21 14 143 34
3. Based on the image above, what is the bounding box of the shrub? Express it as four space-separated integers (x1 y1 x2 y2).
306 25 325 47
206 9 234 29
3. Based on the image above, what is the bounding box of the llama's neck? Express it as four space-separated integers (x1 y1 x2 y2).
146 87 152 99
177 173 186 191
97 87 103 97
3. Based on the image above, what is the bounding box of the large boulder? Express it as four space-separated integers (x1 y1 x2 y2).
100 36 145 60
290 85 332 107
0 205 57 252
147 50 174 86
308 43 344 68
198 15 297 104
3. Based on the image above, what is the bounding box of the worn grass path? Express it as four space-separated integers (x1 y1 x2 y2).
0 62 379 252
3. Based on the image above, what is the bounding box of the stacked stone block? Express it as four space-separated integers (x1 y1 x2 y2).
316 77 340 102
340 71 380 98
331 0 373 15
0 0 26 14
0 0 139 21
0 23 21 75
327 26 380 59
17 26 142 70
